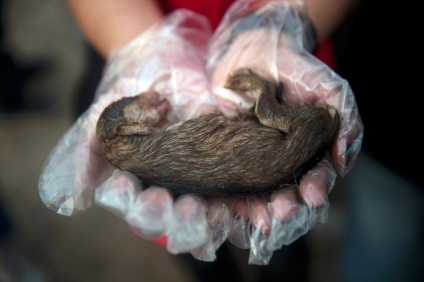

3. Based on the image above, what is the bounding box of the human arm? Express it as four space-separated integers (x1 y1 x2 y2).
307 0 357 43
65 0 163 58
64 0 356 57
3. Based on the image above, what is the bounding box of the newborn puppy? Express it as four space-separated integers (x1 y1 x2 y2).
96 68 340 197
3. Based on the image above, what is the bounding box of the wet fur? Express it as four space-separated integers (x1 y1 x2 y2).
96 68 340 197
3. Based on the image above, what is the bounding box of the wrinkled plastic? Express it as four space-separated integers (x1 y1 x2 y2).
39 9 220 256
205 0 363 265
38 0 363 266
38 9 216 216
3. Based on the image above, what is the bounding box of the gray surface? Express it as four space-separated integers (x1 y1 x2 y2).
342 154 424 282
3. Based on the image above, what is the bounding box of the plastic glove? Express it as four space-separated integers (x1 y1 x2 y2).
200 0 364 264
38 1 363 266
38 10 219 254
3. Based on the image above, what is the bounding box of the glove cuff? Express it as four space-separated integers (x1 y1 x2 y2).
224 1 318 53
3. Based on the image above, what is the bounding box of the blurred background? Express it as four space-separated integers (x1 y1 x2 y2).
0 0 422 281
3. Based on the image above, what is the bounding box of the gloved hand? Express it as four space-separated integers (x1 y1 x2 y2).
38 10 220 254
197 0 364 264
38 0 363 266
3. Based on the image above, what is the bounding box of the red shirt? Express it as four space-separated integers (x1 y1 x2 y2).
158 0 236 31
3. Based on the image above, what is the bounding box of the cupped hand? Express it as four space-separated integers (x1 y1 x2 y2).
38 10 222 255
202 0 363 264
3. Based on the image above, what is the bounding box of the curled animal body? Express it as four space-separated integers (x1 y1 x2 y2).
96 68 340 197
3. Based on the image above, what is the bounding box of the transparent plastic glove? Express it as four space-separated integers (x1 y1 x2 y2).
190 198 232 261
38 10 220 253
205 0 364 264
